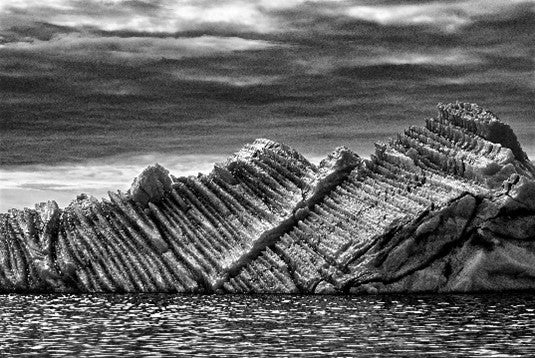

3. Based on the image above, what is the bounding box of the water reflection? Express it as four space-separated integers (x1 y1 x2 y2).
1 294 534 357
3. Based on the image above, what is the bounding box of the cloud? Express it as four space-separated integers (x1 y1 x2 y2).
0 152 224 190
2 0 532 37
0 152 227 210
0 0 533 174
1 33 275 63
345 0 534 32
172 73 281 87
309 49 482 71
1 0 279 34
346 3 469 32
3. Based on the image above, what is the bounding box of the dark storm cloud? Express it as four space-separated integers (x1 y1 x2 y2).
1 0 531 90
0 0 533 165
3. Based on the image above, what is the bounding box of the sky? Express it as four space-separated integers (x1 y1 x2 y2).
0 0 534 209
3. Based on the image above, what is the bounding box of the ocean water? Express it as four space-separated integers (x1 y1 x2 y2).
0 293 534 357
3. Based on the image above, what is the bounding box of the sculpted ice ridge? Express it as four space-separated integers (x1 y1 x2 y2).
1 102 534 294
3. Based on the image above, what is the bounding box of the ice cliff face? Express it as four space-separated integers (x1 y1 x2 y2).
1 102 534 294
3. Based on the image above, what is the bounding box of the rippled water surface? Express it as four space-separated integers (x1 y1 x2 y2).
1 293 535 357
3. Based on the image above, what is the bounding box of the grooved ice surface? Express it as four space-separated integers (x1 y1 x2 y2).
1 102 534 294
